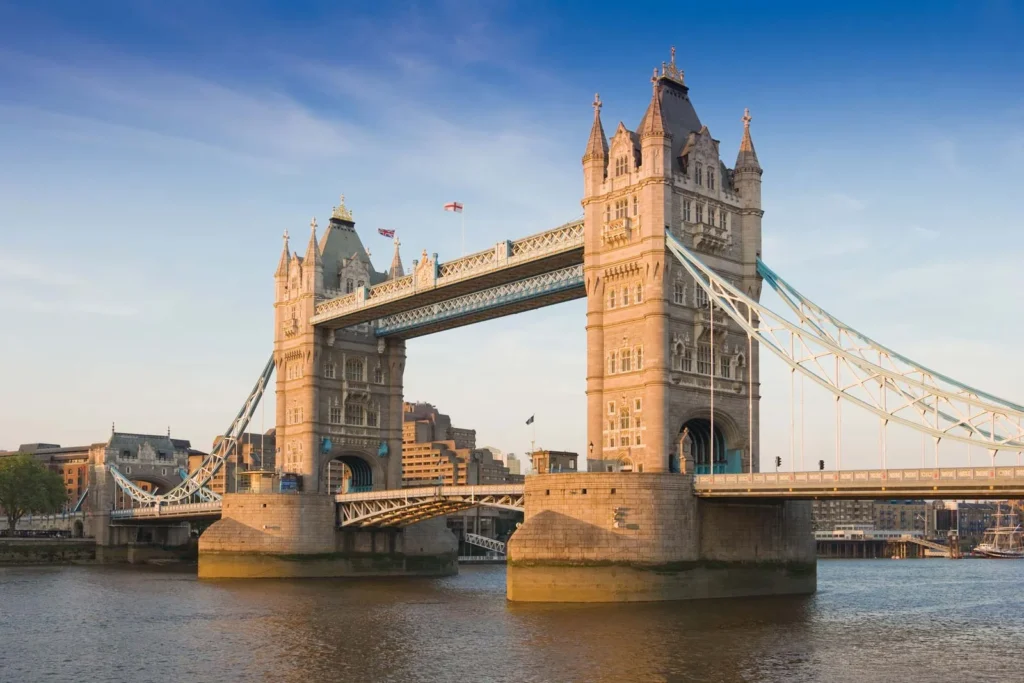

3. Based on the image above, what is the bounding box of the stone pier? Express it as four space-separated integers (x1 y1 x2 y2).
198 493 458 579
507 473 815 602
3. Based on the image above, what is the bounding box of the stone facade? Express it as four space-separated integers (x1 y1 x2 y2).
507 473 814 602
273 200 406 493
198 493 458 578
582 51 763 475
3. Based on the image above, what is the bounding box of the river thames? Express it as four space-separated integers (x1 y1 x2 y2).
1 559 1021 682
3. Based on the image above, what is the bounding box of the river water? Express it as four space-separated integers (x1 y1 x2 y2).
1 560 1021 683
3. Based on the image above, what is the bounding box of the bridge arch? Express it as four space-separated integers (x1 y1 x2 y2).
676 410 746 474
320 450 383 494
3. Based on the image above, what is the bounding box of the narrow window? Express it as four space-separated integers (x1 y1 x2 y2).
345 359 364 381
695 163 703 186
619 407 630 430
720 356 731 379
697 345 712 375
632 195 638 216
608 401 615 415
634 398 643 412
708 169 715 190
696 203 704 223
635 283 643 303
608 351 617 374
695 287 709 308
608 288 616 309
324 362 336 379
373 367 383 384
621 348 632 372
635 346 644 370
345 403 365 425
367 408 379 427
683 201 691 222
673 281 685 305
345 279 354 293
622 286 630 306
683 348 693 372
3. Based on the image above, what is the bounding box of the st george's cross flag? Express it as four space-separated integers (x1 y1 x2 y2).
443 201 464 213
377 228 395 238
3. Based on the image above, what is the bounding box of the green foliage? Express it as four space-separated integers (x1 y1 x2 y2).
0 455 69 532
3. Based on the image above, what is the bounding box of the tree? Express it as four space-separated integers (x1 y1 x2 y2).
0 455 68 534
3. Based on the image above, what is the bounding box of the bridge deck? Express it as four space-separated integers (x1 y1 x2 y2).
310 220 583 330
694 467 1024 499
335 484 525 527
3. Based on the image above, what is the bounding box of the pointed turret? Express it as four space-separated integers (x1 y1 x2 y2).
583 93 608 162
735 108 761 171
389 238 405 279
275 230 291 277
304 217 322 266
639 71 668 140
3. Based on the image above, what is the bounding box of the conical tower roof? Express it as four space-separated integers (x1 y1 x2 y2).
304 218 322 267
389 238 405 279
275 231 291 277
735 108 760 170
639 70 669 139
583 93 608 161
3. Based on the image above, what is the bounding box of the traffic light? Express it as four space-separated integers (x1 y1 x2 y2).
775 456 782 468
818 460 825 471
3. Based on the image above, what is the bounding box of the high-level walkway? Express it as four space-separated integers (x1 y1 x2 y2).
310 220 584 336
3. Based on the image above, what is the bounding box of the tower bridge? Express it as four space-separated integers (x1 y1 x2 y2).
100 49 1024 602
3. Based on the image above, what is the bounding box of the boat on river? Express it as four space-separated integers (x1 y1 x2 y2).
973 506 1024 558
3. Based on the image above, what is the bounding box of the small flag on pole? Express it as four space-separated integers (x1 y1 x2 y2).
525 415 534 425
377 228 395 238
443 201 464 213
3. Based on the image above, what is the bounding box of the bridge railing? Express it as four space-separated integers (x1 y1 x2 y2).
109 501 223 519
696 466 1024 487
334 483 525 503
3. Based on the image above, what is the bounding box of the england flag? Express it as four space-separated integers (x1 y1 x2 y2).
443 202 464 213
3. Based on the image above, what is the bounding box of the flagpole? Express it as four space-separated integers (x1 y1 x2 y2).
460 208 465 256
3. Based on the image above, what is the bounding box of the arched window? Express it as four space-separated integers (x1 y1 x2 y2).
635 283 643 303
619 407 631 430
345 279 354 293
683 347 694 372
615 156 628 176
345 359 364 381
622 286 630 306
695 163 703 186
367 407 379 427
373 366 383 384
608 288 616 309
672 342 685 371
344 403 364 425
673 281 685 305
708 169 715 190
356 280 364 289
695 287 709 308
621 348 632 372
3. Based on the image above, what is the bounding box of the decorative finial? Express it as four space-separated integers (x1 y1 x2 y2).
283 229 290 242
742 108 752 128
310 217 318 233
662 46 685 85
332 194 353 222
592 93 602 115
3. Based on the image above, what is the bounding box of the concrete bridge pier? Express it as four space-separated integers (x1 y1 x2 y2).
506 473 815 602
197 493 458 579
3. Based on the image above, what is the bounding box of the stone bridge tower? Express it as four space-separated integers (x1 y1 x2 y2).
582 50 764 476
273 198 406 493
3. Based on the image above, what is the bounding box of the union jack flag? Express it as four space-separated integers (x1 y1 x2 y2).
378 228 395 238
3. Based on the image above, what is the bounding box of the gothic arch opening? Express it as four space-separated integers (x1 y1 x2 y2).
679 418 726 474
323 454 375 494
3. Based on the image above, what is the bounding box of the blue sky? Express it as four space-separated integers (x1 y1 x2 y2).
1 1 1022 469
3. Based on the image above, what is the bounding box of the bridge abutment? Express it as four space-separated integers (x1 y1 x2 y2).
198 493 457 579
506 473 815 602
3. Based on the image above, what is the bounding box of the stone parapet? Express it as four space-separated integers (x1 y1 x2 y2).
507 472 815 602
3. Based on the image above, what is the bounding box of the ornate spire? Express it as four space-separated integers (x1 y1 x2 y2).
660 46 685 85
583 92 608 161
389 237 405 279
639 71 668 139
735 107 760 169
331 194 353 223
275 230 290 277
304 217 322 266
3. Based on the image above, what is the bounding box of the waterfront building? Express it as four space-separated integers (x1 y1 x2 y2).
811 499 931 534
530 449 578 474
189 430 276 494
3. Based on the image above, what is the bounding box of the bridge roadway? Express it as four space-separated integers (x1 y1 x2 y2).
694 466 1024 499
103 466 1024 525
309 220 584 336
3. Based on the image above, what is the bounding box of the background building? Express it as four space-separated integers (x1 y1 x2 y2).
531 449 579 474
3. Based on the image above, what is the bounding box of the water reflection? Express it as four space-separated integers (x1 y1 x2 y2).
0 561 1021 683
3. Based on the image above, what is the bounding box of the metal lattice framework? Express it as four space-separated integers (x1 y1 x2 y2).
666 233 1024 455
109 355 275 507
310 219 583 325
336 485 524 527
375 264 584 336
464 533 507 554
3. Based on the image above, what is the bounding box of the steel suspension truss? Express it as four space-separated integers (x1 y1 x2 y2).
666 233 1024 456
109 354 275 506
337 485 524 528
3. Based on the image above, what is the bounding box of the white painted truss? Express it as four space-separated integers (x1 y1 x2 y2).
666 233 1024 454
311 219 583 325
375 264 584 336
109 355 275 507
464 533 507 555
336 485 524 528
